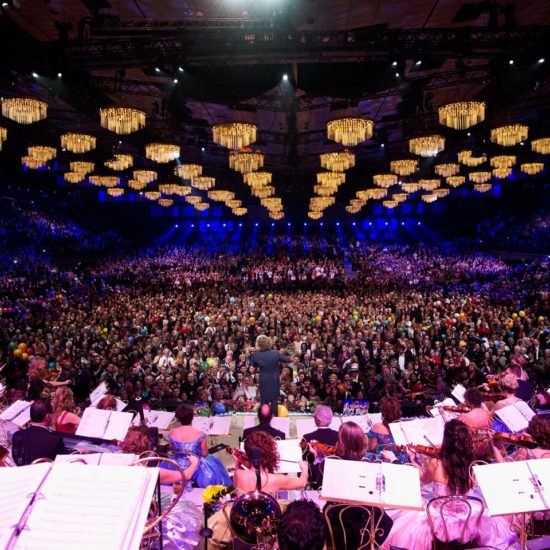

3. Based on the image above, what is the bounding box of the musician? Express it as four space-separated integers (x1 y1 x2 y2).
492 373 522 412
496 414 550 462
242 403 286 441
12 399 67 465
96 394 118 411
51 386 80 434
367 396 407 462
457 389 493 429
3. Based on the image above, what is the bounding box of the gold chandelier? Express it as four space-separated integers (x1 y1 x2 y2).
233 207 247 216
262 197 283 210
244 171 272 187
105 154 133 171
2 98 47 124
474 183 492 193
227 199 242 209
434 163 460 177
521 162 544 175
345 205 361 214
0 126 7 151
458 150 486 167
492 167 512 179
446 176 465 187
438 101 485 130
229 150 264 174
133 170 157 184
212 122 257 150
186 195 201 205
355 190 370 200
531 137 550 155
383 200 398 209
409 135 445 157
419 178 440 191
327 117 374 146
100 107 145 134
107 188 124 197
309 211 323 219
144 191 161 200
174 185 192 196
89 175 119 187
191 176 215 190
469 171 491 184
369 188 388 200
21 156 45 169
433 188 450 198
64 172 84 184
70 161 94 174
402 182 420 193
194 202 210 211
393 192 408 203
28 145 56 162
314 184 337 196
350 199 366 209
175 164 202 179
320 150 355 172
127 179 146 190
252 187 274 198
390 159 418 176
490 155 516 169
61 133 96 153
309 196 335 211
422 194 439 203
269 211 284 220
373 173 398 188
491 124 528 147
159 184 181 195
316 171 346 186
158 198 174 207
208 190 235 201
145 143 180 163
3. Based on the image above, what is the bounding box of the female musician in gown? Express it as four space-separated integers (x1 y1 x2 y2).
495 414 550 462
367 396 407 462
51 386 80 434
456 388 494 461
383 419 515 550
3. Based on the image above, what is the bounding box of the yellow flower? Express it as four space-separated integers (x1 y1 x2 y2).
202 485 226 503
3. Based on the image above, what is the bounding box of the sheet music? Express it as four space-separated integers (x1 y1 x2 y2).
192 416 231 435
451 384 467 403
427 398 457 417
275 439 302 474
494 402 536 433
389 416 444 447
321 458 422 510
76 408 133 441
341 414 380 432
54 454 102 465
0 400 32 426
295 417 342 438
89 382 108 404
131 410 175 429
54 453 138 466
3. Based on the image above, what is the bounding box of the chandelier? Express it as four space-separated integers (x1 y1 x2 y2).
531 137 550 155
458 150 486 167
0 126 7 151
64 172 84 184
433 188 450 198
491 124 528 147
233 207 247 216
194 202 210 211
61 133 96 153
474 183 492 193
2 98 47 124
191 176 215 190
309 211 323 219
314 184 337 196
158 198 174 207
373 174 398 188
409 135 445 157
320 150 355 172
89 175 119 187
492 167 512 179
402 182 420 193
446 176 465 187
269 211 284 220
70 161 94 174
208 190 235 201
145 143 180 163
345 205 361 214
100 107 145 134
383 200 398 209
326 117 374 146
490 155 516 169
355 190 370 201
186 195 202 205
419 179 440 191
128 179 148 190
21 156 45 169
390 159 418 176
369 188 388 200
244 171 272 187
175 164 202 179
107 188 124 197
438 101 485 130
159 184 182 195
262 197 283 210
434 163 460 177
227 200 242 209
252 187 274 198
212 122 257 150
350 199 366 209
469 171 491 184
422 194 439 203
393 193 408 203
309 196 335 211
173 185 192 196
521 162 544 175
144 191 161 200
133 170 157 184
105 154 133 171
229 150 264 174
316 171 346 186
28 146 56 162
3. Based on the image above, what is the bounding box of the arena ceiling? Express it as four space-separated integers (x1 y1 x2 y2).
0 0 550 221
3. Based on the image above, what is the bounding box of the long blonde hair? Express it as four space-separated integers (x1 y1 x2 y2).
52 386 75 419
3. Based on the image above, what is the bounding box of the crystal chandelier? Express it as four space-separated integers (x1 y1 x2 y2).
383 200 398 209
531 137 550 155
409 135 445 157
186 195 201 205
159 184 182 195
369 188 388 200
0 126 7 151
227 200 242 209
128 179 148 190
208 190 235 201
262 197 283 210
521 162 544 175
107 188 124 197
64 172 84 184
2 98 47 124
133 170 157 184
446 176 465 187
191 176 215 190
173 185 192 196
252 187 274 198
100 107 145 134
458 150 486 167
355 190 370 200
491 124 528 147
474 183 492 193
345 205 361 214
244 171 272 187
144 191 161 200
175 164 202 179
469 171 491 184
158 198 174 207
350 199 366 209
70 161 94 174
309 196 335 211
89 175 119 187
21 156 45 169
105 154 133 171
145 143 180 163
316 171 346 186
402 183 420 193
434 163 460 177
373 174 398 188
490 155 516 169
314 184 337 196
194 202 209 211
28 146 56 162
390 159 418 176
419 179 440 191
492 167 512 179
309 211 323 219
433 188 450 198
320 150 355 172
61 133 96 153
326 117 374 146
229 150 264 174
212 122 257 150
269 211 284 220
438 101 485 130
233 207 247 216
393 193 408 203
422 194 438 203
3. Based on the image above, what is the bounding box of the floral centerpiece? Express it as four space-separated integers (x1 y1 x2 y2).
202 484 236 514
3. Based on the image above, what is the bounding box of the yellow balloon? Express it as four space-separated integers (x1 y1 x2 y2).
278 404 289 417
206 358 216 367
538 316 545 322
512 313 518 319
13 349 23 358
249 316 256 324
519 310 526 318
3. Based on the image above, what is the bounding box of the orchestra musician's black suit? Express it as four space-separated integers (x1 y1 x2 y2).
12 425 67 465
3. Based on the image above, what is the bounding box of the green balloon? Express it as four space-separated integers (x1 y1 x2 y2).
198 407 211 417
8 341 18 351
199 361 210 373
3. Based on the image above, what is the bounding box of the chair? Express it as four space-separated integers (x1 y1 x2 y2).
426 495 484 549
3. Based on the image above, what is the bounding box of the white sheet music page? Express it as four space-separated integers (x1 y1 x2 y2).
132 410 175 429
527 458 550 511
0 463 51 549
0 400 32 426
192 416 231 435
340 415 377 432
54 454 101 465
15 464 158 550
89 382 108 404
427 398 458 417
494 402 535 433
103 411 134 441
402 416 445 446
451 384 467 403
275 439 302 474
99 453 138 466
76 408 133 440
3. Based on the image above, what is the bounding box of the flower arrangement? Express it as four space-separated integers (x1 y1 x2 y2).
202 484 236 513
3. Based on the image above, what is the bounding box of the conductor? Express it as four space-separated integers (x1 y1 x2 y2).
249 335 290 417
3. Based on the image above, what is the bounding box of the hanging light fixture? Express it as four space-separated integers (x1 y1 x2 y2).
373 174 398 188
133 170 157 185
419 178 441 191
433 188 450 198
320 151 355 172
194 202 210 211
104 154 133 171
446 176 465 187
100 107 145 134
350 199 366 209
390 159 418 176
521 162 544 175
28 145 56 162
244 171 272 187
0 126 7 151
173 185 192 196
491 124 528 147
107 188 124 197
144 191 161 200
492 167 512 179
355 190 371 201
434 163 460 177
531 137 550 155
70 161 94 174
269 211 284 220
402 182 420 193
128 179 147 190
145 143 180 163
191 176 215 190
252 187 274 198
309 211 323 219
438 101 485 130
422 194 439 203
208 190 235 201
186 195 202 205
393 192 408 203
345 205 361 214
469 171 491 184
458 150 486 167
60 133 96 153
64 172 84 184
309 196 335 211
21 156 45 169
409 135 445 157
490 155 516 169
262 197 283 210
474 183 492 192
158 198 174 207
159 184 181 195
212 122 257 149
229 150 264 174
326 117 374 146
89 175 119 187
368 188 388 200
316 171 346 186
383 200 398 209
175 164 202 179
233 207 247 216
314 184 338 196
227 199 242 209
2 98 47 124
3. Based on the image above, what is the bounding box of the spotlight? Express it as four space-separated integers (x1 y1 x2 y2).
538 58 545 64
520 142 525 146
173 78 178 84
178 66 184 72
467 132 471 137
191 223 195 228
509 59 514 65
352 222 356 226
206 223 210 228
282 74 289 81
57 72 62 78
303 222 307 226
175 224 179 228
415 60 422 66
32 72 38 78
287 222 291 226
395 72 400 78
255 223 259 227
336 222 340 226
155 67 161 72
271 223 274 227
417 221 421 226
380 143 385 148
320 222 324 226
201 147 205 152
369 222 373 226
401 221 405 226
222 223 226 228
392 61 398 67
385 221 389 226
238 223 243 227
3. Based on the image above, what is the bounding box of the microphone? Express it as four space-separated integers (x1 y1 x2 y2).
250 447 262 491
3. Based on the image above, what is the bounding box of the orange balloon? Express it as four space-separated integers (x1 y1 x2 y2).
17 342 27 352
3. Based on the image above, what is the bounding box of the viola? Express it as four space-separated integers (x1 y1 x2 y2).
225 447 252 469
299 439 336 455
426 405 471 414
492 432 537 449
395 444 440 458
480 392 507 401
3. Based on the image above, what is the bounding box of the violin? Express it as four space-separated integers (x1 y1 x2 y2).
480 392 507 401
426 405 471 414
299 439 336 456
395 444 440 458
225 447 252 469
492 432 537 449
